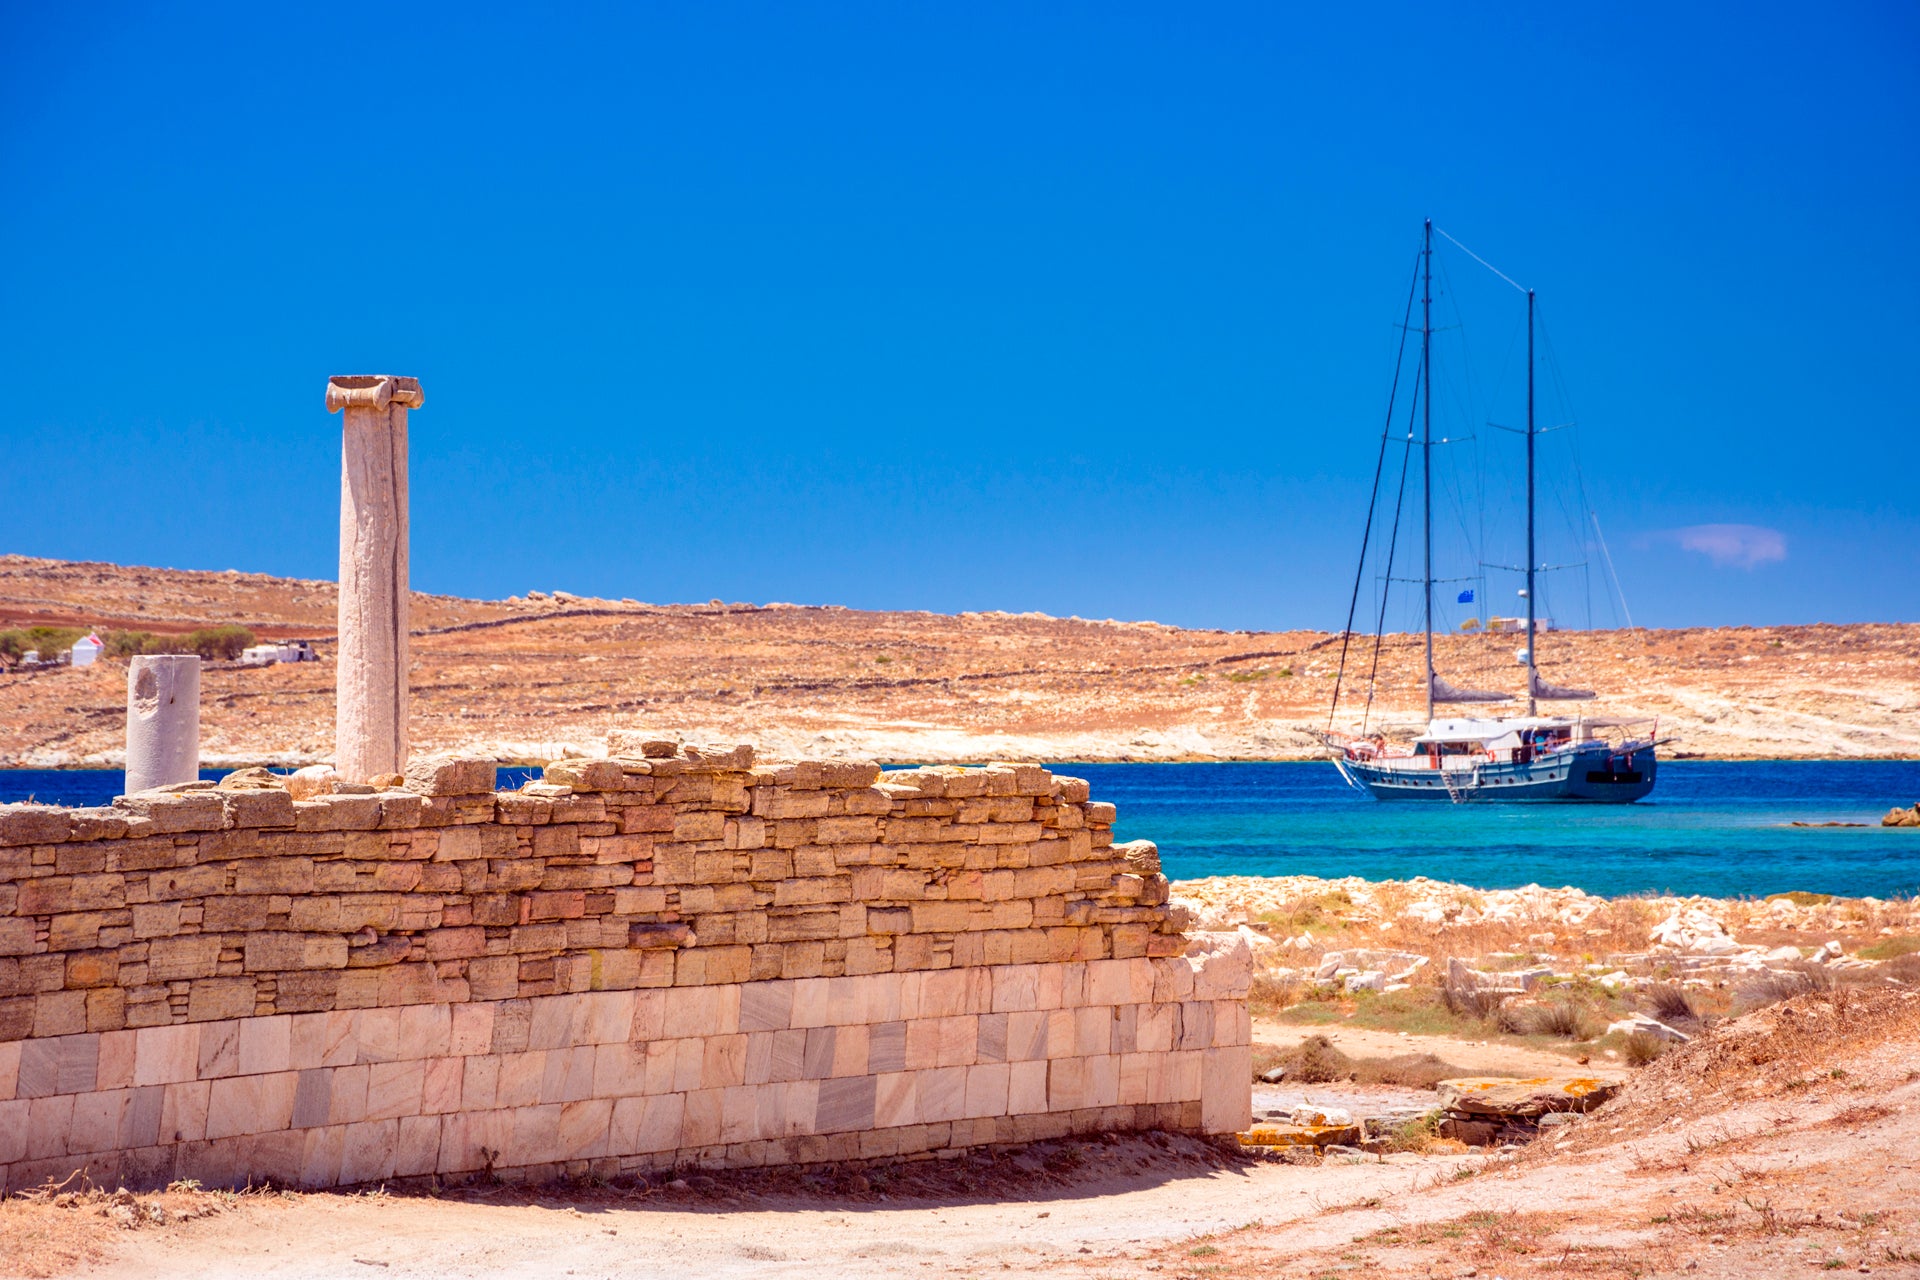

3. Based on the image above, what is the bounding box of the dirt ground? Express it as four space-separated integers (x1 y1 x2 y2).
7 990 1915 1280
1254 1020 1588 1077
5 554 1919 766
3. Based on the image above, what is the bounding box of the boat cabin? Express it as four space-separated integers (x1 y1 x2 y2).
1409 717 1582 768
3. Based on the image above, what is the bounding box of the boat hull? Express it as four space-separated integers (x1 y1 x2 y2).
1337 743 1657 803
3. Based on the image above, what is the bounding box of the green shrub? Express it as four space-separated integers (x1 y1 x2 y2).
100 627 256 661
104 631 164 659
0 627 85 660
184 626 255 660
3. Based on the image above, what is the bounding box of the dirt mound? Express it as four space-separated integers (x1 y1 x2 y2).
1580 985 1920 1145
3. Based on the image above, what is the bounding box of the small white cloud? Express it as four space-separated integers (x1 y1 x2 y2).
1658 523 1788 569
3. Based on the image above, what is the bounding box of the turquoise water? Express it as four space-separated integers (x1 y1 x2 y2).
1076 761 1920 899
4 761 1915 899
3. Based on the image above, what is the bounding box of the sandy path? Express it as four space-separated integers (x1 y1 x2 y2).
1254 1018 1594 1076
62 1007 1920 1279
79 1155 1460 1280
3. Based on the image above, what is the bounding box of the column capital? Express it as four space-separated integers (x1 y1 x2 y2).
326 375 425 413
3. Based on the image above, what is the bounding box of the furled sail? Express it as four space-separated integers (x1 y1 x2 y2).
1430 673 1513 703
1529 669 1596 701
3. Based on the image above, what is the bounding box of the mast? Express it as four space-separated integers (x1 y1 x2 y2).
1422 219 1434 724
1525 288 1537 716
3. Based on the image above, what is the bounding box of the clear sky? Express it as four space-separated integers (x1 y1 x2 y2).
3 3 1915 631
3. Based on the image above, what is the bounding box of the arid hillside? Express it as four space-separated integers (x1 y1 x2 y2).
1 554 1916 767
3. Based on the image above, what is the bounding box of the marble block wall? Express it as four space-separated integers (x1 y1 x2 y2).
0 743 1252 1188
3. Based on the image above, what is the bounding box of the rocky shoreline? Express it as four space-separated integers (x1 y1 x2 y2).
1174 872 1916 1039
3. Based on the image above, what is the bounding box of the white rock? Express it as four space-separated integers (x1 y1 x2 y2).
1234 924 1279 956
1649 908 1742 956
1607 1014 1689 1043
1291 1107 1353 1127
286 764 338 800
1762 945 1803 963
1186 931 1254 999
1345 970 1386 993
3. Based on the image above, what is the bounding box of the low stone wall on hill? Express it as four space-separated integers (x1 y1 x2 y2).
0 743 1251 1190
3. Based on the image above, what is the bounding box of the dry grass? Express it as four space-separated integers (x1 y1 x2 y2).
1624 1031 1670 1066
1646 982 1699 1024
1733 963 1839 1013
0 1179 252 1279
1858 934 1920 961
1245 969 1301 1015
1264 1032 1491 1090
1439 976 1508 1022
1499 998 1599 1039
1584 986 1920 1145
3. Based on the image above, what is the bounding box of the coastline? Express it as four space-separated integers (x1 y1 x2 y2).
6 750 1919 770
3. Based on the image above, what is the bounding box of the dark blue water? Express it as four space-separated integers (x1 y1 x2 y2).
5 762 1915 899
0 767 544 808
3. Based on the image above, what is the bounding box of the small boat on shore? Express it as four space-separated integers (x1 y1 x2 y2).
1322 221 1663 803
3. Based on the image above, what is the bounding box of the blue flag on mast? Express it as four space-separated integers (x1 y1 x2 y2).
1457 588 1475 604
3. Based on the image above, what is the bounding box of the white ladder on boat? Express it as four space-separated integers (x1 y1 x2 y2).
1442 765 1477 804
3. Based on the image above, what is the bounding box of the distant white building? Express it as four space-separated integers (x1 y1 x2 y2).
69 633 104 667
241 640 319 667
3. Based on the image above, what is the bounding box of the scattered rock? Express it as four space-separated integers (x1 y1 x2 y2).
1292 1106 1353 1127
1435 1075 1623 1146
1237 1121 1363 1150
216 766 285 791
1882 803 1920 828
285 765 337 800
1649 907 1745 955
1606 1013 1690 1043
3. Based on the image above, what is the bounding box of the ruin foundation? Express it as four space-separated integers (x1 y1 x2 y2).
0 747 1251 1190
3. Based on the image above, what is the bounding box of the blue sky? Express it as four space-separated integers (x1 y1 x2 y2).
2 2 1915 631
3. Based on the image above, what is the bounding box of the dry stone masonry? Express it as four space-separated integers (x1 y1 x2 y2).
0 743 1251 1190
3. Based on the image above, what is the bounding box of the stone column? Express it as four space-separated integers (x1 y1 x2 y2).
325 375 422 782
125 655 200 793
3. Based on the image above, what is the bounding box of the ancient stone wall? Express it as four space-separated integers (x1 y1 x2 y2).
0 743 1251 1190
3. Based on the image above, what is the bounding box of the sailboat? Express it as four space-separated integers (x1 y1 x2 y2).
1323 220 1663 802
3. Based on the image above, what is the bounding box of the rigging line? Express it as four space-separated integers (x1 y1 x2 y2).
1591 511 1637 633
1363 355 1421 732
1435 225 1530 295
1329 250 1423 731
1430 250 1487 577
1537 302 1627 632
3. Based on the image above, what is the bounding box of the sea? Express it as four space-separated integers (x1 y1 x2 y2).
2 761 1915 900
